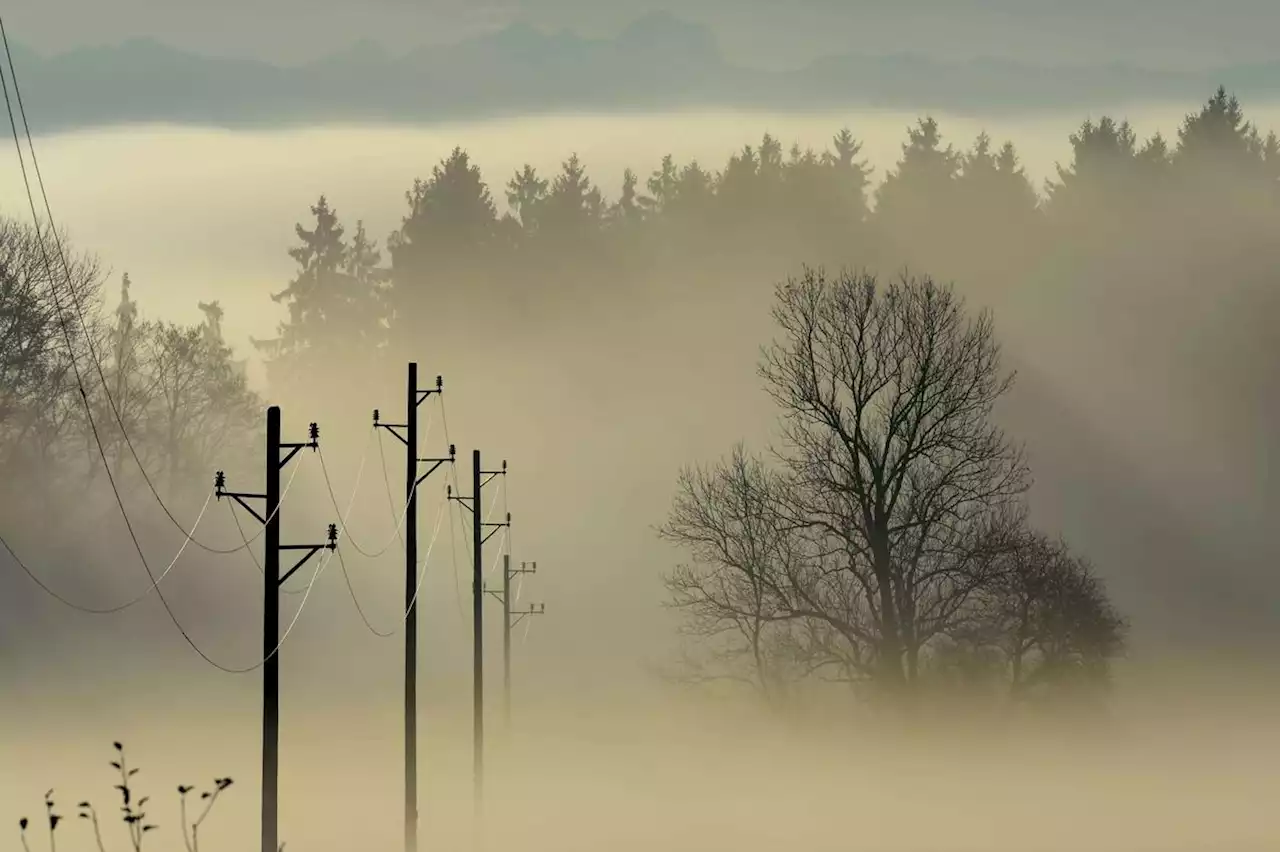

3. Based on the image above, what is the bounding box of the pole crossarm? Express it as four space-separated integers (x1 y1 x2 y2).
415 374 444 409
374 375 443 447
488 560 537 605
279 422 320 470
375 423 409 447
479 460 507 490
278 524 339 585
510 603 546 629
481 512 511 546
416 444 456 489
214 471 269 523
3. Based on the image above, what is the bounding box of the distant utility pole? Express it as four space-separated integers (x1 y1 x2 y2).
448 452 508 814
485 556 544 729
373 362 451 852
215 406 337 852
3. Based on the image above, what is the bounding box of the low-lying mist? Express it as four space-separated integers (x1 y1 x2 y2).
5 97 1280 850
6 678 1280 851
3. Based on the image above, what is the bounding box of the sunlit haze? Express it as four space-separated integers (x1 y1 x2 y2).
3 18 1280 852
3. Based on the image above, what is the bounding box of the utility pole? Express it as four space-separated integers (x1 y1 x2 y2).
448 453 508 814
372 363 450 852
215 406 337 852
484 557 544 729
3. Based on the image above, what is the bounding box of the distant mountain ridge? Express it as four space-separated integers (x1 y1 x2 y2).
9 11 1280 134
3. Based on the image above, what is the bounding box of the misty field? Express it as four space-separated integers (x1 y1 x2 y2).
5 96 1280 852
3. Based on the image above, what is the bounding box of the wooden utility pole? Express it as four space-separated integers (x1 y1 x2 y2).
486 556 543 729
373 364 448 852
449 454 508 815
216 406 335 852
472 450 483 807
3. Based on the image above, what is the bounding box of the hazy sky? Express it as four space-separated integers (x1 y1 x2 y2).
7 0 1280 69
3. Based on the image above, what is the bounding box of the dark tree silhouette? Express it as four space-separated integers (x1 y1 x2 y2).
506 163 549 234
662 269 1039 705
936 529 1128 703
256 195 387 388
389 146 500 322
875 118 962 247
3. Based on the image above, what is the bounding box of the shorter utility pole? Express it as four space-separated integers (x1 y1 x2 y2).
484 557 544 729
447 454 508 815
214 408 337 852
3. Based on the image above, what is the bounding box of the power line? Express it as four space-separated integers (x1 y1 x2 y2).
1 491 211 613
446 466 467 618
207 547 337 675
0 18 267 556
319 439 423 559
376 427 406 552
338 499 446 639
222 446 310 551
226 500 305 597
0 51 258 671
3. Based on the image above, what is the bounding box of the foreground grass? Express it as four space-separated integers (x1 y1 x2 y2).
17 742 235 852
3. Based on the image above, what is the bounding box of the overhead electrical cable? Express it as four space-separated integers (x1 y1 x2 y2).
338 500 447 638
0 18 273 556
2 491 212 613
0 46 248 669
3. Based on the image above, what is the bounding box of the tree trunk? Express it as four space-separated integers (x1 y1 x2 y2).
870 531 905 689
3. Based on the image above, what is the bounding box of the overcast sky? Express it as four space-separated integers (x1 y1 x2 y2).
5 0 1280 70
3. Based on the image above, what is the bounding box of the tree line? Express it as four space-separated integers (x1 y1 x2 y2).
2 86 1276 716
244 86 1279 387
239 84 1270 715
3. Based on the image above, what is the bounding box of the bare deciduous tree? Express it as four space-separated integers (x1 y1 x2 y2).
759 268 1030 687
660 268 1124 711
949 530 1128 700
0 218 106 486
